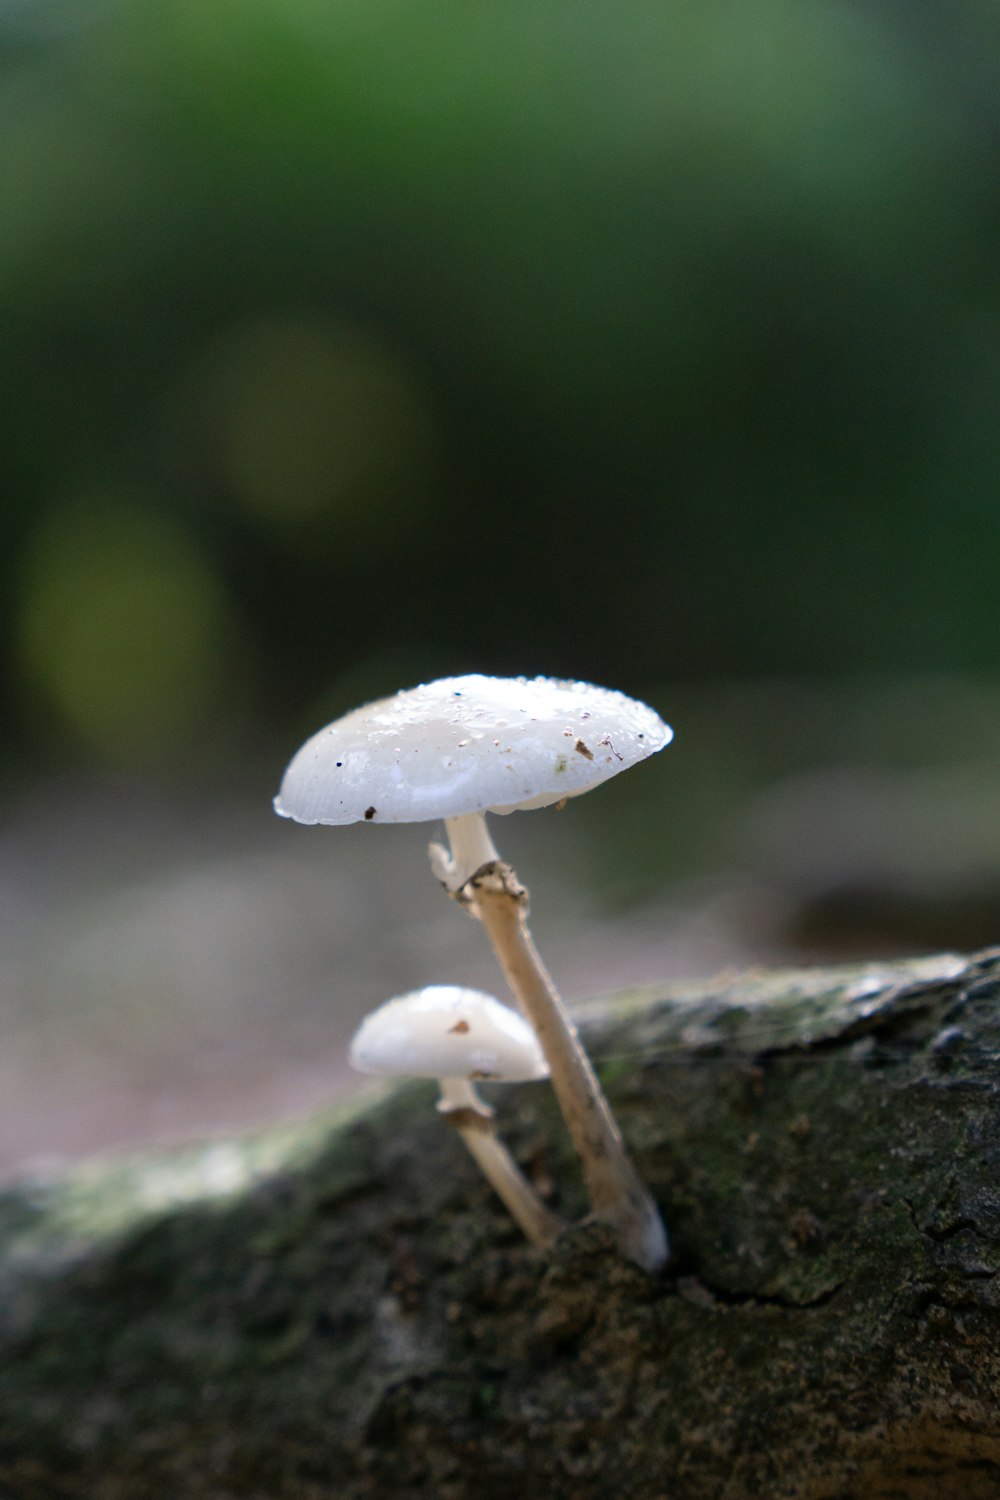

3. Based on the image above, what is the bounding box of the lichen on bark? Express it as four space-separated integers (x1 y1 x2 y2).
2 948 1000 1499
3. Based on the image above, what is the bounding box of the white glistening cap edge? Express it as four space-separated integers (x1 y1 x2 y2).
274 673 672 826
349 985 550 1083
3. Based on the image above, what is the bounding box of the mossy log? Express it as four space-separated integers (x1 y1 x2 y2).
2 948 1000 1499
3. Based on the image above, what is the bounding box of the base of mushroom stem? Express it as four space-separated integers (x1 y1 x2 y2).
602 1200 670 1274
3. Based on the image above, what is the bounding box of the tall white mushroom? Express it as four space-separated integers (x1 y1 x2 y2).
350 985 562 1249
275 673 673 1271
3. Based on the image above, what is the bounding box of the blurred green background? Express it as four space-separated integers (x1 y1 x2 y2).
2 0 999 1171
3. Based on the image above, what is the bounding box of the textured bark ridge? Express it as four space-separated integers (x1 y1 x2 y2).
2 949 1000 1499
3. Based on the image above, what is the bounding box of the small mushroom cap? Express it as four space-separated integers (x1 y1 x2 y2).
349 985 550 1083
274 673 671 825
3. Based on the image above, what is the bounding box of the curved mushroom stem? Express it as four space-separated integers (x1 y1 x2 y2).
430 813 500 892
437 1078 563 1250
432 812 669 1274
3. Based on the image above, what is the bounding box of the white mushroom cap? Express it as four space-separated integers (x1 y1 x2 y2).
274 673 671 825
349 985 550 1083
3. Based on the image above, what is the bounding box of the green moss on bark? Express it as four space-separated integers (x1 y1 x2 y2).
2 950 1000 1498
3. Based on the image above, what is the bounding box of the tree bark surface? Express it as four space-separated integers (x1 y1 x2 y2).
2 947 1000 1499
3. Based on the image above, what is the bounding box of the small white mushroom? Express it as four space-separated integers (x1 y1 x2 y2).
350 985 562 1249
276 674 672 1271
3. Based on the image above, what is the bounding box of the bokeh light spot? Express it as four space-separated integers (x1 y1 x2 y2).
201 317 438 554
16 493 237 764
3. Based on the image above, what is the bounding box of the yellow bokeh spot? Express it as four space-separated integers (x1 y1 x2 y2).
16 494 235 764
201 317 438 552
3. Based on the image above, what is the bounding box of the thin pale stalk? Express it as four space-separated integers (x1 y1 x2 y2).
438 1078 562 1250
468 864 668 1273
431 813 499 891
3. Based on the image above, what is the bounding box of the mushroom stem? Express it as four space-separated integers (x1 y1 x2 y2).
437 1078 563 1250
431 812 500 891
457 860 668 1273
